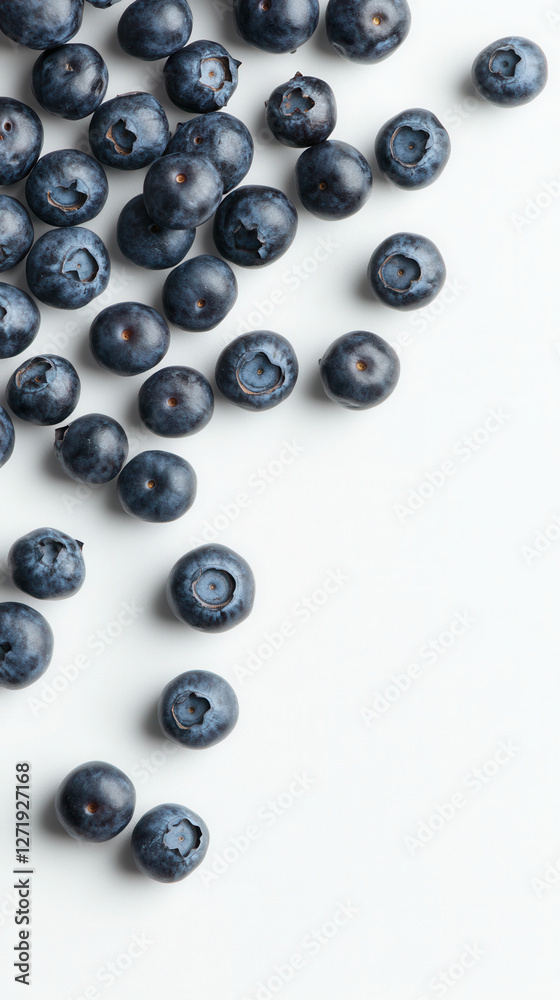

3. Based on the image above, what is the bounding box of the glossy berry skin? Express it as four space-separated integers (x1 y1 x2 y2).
7 355 80 425
0 99 43 186
234 0 319 54
213 185 297 268
56 762 135 842
0 0 83 50
168 113 253 194
319 331 399 409
117 196 194 271
0 406 15 468
25 149 108 228
131 803 209 882
54 413 129 484
367 232 446 311
472 37 548 108
118 0 192 61
89 302 169 376
0 284 40 359
139 366 214 437
375 109 450 190
0 197 33 273
0 602 53 689
89 93 169 171
164 41 240 114
158 670 239 748
143 153 223 231
326 0 410 63
295 140 372 220
117 450 196 522
26 227 110 309
32 45 108 121
216 331 298 411
167 544 255 632
9 527 85 600
162 256 237 331
266 73 336 147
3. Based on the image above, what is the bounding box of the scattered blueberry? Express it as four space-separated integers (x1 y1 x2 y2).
143 153 223 230
0 196 34 272
162 255 238 331
295 140 372 220
234 0 319 54
9 527 85 600
326 0 411 63
167 543 255 632
0 602 54 689
138 366 214 437
89 302 169 376
26 227 111 309
319 331 400 409
131 803 209 882
375 108 451 189
55 762 135 842
472 36 548 108
117 195 195 271
216 331 298 410
54 413 129 484
266 73 336 147
158 670 239 748
0 405 15 467
86 0 123 6
117 450 197 522
89 93 169 171
118 0 193 61
32 44 108 121
0 0 83 50
367 232 446 310
25 149 108 228
0 283 40 359
168 113 253 193
164 40 240 113
213 185 297 267
7 355 80 425
0 99 43 186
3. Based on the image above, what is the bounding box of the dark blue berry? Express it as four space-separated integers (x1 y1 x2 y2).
266 73 336 148
167 544 255 632
32 44 108 121
168 113 253 193
0 602 54 689
0 196 33 272
143 153 223 230
216 331 298 410
86 0 123 6
213 185 297 267
117 195 194 271
0 99 43 186
234 0 319 54
0 283 40 359
9 527 85 600
89 302 169 376
295 140 372 219
26 227 110 309
158 670 239 748
138 366 214 437
0 0 83 50
375 108 451 190
56 762 135 842
0 405 15 467
326 0 410 63
25 149 108 228
319 330 400 409
367 232 446 310
54 413 129 484
117 450 196 522
118 0 193 61
164 40 240 114
131 803 209 882
162 255 237 331
472 37 548 108
89 93 169 171
7 355 80 425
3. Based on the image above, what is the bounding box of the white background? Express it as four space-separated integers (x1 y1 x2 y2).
0 0 559 997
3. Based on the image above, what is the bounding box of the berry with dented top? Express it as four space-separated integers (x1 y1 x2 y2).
138 366 214 437
32 44 108 121
117 450 197 522
164 40 240 113
26 227 110 309
0 602 54 689
9 527 85 600
118 0 193 61
0 99 43 186
54 413 129 484
0 284 40 359
367 232 446 310
216 331 298 410
162 256 237 331
375 108 450 189
26 149 108 228
89 302 169 376
131 803 209 882
472 36 548 107
117 195 195 271
326 0 411 63
0 197 33 272
89 93 169 171
158 670 239 748
233 0 319 54
295 140 372 220
167 544 255 632
56 762 135 842
7 355 80 425
319 331 400 409
266 73 336 147
213 185 297 267
167 113 253 193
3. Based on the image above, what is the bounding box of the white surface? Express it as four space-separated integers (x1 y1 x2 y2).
1 0 560 997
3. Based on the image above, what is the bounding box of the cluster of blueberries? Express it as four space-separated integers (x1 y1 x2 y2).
0 0 548 880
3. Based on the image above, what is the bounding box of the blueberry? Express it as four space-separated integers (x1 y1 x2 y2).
54 413 128 484
472 36 548 108
234 0 319 53
167 543 255 632
26 227 110 309
25 149 108 228
0 0 83 50
55 762 135 842
162 255 237 331
86 0 123 6
117 450 196 522
89 93 169 171
295 140 372 220
213 185 297 267
266 73 336 148
367 232 446 310
326 0 410 63
138 366 214 437
168 113 253 193
0 406 15 467
32 44 108 121
118 0 192 61
131 803 209 882
216 331 298 410
164 40 240 114
0 602 53 689
89 302 169 376
375 108 450 190
9 527 85 600
158 670 239 748
0 99 43 186
0 196 34 272
144 153 223 231
319 330 399 409
7 355 80 425
0 283 40 359
117 195 195 271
